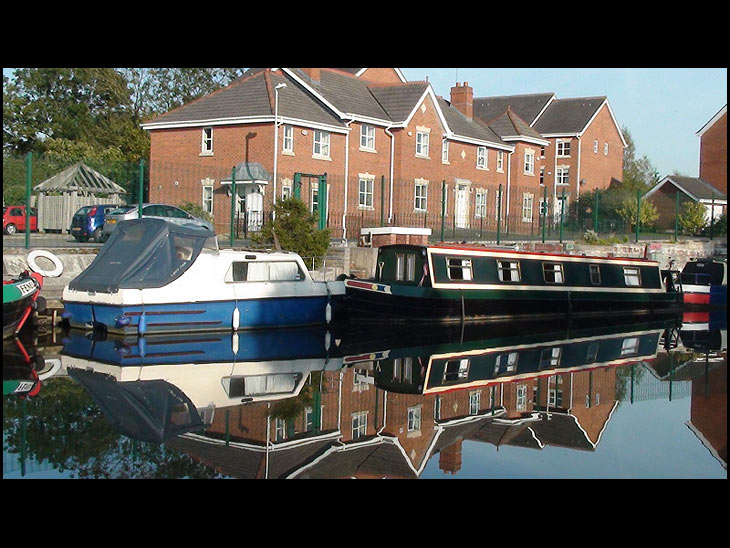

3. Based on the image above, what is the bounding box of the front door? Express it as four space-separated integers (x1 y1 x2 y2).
455 182 470 229
246 190 264 232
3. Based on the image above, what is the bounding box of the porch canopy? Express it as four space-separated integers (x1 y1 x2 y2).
220 162 271 193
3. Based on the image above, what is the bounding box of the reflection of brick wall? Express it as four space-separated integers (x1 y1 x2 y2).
690 366 727 466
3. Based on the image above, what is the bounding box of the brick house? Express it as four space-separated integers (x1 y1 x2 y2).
643 175 727 230
697 104 727 196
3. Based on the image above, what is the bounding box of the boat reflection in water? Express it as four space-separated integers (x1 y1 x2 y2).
56 310 724 478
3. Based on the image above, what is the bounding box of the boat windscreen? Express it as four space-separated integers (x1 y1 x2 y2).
68 218 216 293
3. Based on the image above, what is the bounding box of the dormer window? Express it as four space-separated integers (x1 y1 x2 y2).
201 127 213 155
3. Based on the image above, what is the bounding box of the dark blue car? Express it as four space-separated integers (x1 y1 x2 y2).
70 204 120 242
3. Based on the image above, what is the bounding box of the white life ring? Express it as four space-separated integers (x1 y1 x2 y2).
27 250 64 278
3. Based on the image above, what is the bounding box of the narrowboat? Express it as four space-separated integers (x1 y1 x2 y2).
679 257 727 307
343 243 682 323
3 270 43 339
62 218 345 335
3 337 61 398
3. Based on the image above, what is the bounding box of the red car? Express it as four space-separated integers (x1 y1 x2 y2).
3 205 38 235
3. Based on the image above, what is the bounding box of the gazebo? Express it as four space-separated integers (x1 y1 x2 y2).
33 163 127 232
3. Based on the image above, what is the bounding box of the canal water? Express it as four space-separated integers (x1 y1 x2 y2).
3 311 726 479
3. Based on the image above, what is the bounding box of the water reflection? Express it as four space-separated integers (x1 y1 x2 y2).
3 312 726 479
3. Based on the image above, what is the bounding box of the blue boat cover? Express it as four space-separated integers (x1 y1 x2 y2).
68 218 216 293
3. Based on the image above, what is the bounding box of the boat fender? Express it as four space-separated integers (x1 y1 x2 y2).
27 250 64 278
138 313 147 335
115 315 131 328
326 302 332 323
233 308 240 331
138 337 146 358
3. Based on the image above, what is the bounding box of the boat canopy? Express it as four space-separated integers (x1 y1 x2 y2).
68 217 218 293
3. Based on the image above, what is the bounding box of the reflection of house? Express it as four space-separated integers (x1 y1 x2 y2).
687 362 727 469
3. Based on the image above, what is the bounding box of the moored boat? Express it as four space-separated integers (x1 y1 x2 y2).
679 257 727 307
3 270 43 340
61 218 345 335
343 243 682 323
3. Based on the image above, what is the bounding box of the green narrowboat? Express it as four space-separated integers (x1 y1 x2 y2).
3 271 43 340
343 244 682 323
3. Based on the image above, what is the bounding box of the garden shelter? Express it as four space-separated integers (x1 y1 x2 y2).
33 163 127 232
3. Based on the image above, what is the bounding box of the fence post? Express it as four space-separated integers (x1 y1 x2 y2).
674 191 679 241
559 187 565 243
497 184 502 245
542 184 547 243
25 152 32 250
138 158 144 219
230 166 236 247
440 180 446 242
635 189 640 243
594 189 599 233
293 172 301 200
319 173 328 231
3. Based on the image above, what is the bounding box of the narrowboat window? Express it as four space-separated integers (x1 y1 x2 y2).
406 254 416 281
395 254 405 281
539 347 561 369
498 260 521 282
620 337 640 357
589 264 601 285
586 342 600 363
447 257 472 281
393 357 413 383
623 267 642 286
543 262 564 284
495 352 519 375
443 358 469 382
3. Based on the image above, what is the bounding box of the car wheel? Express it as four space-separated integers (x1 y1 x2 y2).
5 223 17 235
92 227 104 242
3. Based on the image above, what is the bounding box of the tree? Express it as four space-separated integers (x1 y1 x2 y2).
616 196 659 231
621 126 661 193
252 198 331 267
678 201 708 235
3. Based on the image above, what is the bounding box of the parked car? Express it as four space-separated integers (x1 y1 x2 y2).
102 203 215 239
3 205 38 235
70 204 120 242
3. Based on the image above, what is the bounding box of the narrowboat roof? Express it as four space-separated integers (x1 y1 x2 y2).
378 243 660 264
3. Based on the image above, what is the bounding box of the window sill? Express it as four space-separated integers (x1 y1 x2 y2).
312 154 332 162
282 150 295 157
359 147 377 154
415 154 430 160
199 151 214 157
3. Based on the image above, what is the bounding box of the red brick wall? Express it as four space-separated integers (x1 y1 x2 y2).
579 104 625 193
699 111 727 195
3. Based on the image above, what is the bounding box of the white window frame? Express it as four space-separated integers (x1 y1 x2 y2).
416 130 430 158
313 130 330 159
524 150 535 175
275 417 286 441
522 193 534 222
497 150 504 172
352 411 368 440
202 184 213 215
623 267 642 287
593 139 599 154
498 260 521 282
516 384 527 411
604 142 609 156
543 262 565 284
442 140 449 164
446 257 473 281
414 179 428 212
407 405 422 433
282 125 294 153
201 127 213 155
556 166 570 186
360 124 375 151
556 139 571 157
469 391 481 415
358 175 374 209
475 189 487 218
477 146 487 169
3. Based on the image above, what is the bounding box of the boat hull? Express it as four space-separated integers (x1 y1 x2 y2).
682 283 726 307
63 295 340 335
344 280 681 323
3 275 42 339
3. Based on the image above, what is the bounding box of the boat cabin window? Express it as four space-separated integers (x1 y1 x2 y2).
543 262 564 284
228 261 305 282
497 260 521 282
589 264 601 285
393 357 413 383
623 267 642 287
396 253 417 281
443 358 469 382
620 337 640 357
586 342 600 363
447 257 472 281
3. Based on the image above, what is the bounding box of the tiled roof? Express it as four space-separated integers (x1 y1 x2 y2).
533 96 607 135
369 82 430 121
655 176 727 201
474 93 555 126
487 107 545 141
437 97 507 147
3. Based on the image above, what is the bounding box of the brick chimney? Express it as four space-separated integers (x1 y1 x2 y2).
301 68 321 83
450 82 474 120
439 439 463 474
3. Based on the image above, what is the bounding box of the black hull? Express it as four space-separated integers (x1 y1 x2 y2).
3 294 37 340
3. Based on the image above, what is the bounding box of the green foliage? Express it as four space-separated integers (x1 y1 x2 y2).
582 229 628 245
252 198 331 268
678 201 708 235
705 213 727 237
616 196 659 230
178 201 213 223
621 126 661 193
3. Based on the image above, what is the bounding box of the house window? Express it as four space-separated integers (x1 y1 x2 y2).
475 189 487 218
311 181 319 214
352 411 368 440
414 180 428 211
283 125 294 152
469 391 481 415
407 406 422 432
623 267 642 287
304 407 314 432
543 262 564 284
498 260 521 282
495 352 519 375
604 142 609 156
539 347 562 369
477 146 487 169
497 150 504 172
201 127 213 154
434 396 442 420
358 176 374 209
539 167 545 186
442 141 449 163
443 359 469 382
447 257 472 281
539 198 549 217
202 185 213 215
522 193 534 222
593 139 598 154
556 166 570 186
313 130 330 158
416 131 429 157
540 145 546 158
282 182 292 200
557 140 571 157
589 264 601 285
360 124 375 151
516 384 527 411
524 150 535 174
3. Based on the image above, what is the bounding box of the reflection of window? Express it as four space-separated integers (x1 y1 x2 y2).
393 357 413 383
621 337 640 357
352 411 367 439
275 418 286 441
469 391 480 415
589 264 601 285
624 267 641 286
495 352 519 375
539 347 561 369
407 406 421 432
444 359 469 382
447 257 472 281
586 342 600 363
516 385 527 410
498 260 521 282
434 396 442 420
543 262 564 284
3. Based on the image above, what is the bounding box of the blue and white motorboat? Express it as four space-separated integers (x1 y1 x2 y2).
62 218 345 335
